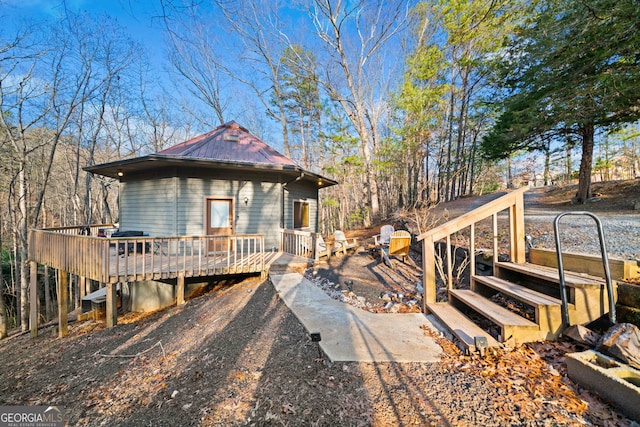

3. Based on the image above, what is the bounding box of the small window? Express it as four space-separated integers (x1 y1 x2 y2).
293 200 309 229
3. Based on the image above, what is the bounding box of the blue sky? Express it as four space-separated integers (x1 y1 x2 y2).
3 0 166 59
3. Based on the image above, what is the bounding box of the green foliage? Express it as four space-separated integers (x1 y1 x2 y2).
482 0 640 160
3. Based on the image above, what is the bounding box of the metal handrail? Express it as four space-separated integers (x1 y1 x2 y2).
553 211 616 330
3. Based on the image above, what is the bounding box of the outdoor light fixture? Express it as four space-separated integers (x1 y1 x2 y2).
244 196 249 205
117 171 124 177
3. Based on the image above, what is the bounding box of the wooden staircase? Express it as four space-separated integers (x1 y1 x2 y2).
417 188 617 354
427 261 616 352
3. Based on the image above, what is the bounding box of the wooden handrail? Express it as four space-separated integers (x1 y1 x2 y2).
29 229 265 284
281 229 318 259
417 187 527 306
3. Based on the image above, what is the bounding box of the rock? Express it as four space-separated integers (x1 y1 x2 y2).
171 390 179 399
380 293 392 302
384 302 394 311
564 324 600 346
598 323 640 369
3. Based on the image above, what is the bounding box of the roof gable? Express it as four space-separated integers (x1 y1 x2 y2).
158 121 297 167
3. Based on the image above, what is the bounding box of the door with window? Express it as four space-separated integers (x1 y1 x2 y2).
206 198 233 252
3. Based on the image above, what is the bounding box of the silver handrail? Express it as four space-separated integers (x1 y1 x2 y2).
553 211 616 330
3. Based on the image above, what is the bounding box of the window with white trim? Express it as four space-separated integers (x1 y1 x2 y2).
293 200 309 229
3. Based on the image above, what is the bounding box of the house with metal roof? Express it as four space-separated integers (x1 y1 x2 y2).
27 121 337 334
85 121 336 251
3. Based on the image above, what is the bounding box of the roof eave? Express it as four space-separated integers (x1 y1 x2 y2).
83 155 338 188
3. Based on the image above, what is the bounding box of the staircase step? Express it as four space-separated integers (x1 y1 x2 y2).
472 275 566 339
472 275 564 308
450 289 540 344
426 302 500 354
496 262 608 288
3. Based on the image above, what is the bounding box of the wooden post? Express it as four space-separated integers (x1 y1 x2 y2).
79 276 87 299
510 191 526 264
422 235 436 307
58 270 69 338
106 283 118 328
29 262 38 338
177 272 185 305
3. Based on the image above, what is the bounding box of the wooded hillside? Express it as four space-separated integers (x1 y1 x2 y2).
1 0 639 335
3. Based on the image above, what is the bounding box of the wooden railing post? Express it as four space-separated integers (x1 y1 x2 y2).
422 235 436 306
510 191 526 263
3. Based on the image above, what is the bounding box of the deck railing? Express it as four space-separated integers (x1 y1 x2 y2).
417 187 527 306
29 228 265 284
280 229 319 259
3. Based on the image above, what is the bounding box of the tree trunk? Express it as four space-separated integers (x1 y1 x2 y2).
0 223 6 339
19 164 29 332
543 138 551 186
576 123 595 203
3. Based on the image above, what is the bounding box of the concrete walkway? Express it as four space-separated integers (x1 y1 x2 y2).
270 273 443 363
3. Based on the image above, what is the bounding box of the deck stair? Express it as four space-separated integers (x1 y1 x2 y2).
417 188 617 354
427 261 615 352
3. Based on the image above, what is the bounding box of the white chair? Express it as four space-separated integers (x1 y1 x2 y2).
374 224 394 247
331 230 358 256
315 234 330 260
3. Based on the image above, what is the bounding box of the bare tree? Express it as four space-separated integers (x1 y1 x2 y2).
308 0 408 225
160 0 231 128
0 13 144 331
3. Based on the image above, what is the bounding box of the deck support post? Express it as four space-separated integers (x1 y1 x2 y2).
29 262 38 338
58 270 69 337
106 282 118 328
177 272 185 305
79 276 87 299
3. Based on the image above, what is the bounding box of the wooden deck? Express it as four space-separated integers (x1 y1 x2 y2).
29 229 269 284
27 226 319 336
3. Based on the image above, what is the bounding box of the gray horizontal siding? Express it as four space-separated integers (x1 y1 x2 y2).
284 181 318 231
177 177 282 249
119 172 321 251
120 178 176 236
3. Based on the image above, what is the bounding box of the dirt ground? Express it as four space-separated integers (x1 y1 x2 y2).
1 180 639 426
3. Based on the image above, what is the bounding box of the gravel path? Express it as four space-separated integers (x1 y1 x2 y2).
525 211 640 260
524 188 640 260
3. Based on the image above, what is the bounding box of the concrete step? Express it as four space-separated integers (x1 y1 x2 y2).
426 302 501 354
450 289 541 344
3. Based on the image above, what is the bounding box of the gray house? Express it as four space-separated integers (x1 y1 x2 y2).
85 121 336 251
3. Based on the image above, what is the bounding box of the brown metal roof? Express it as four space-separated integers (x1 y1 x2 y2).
158 121 298 167
83 121 337 188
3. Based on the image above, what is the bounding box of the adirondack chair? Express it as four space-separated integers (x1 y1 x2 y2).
374 224 394 247
331 230 358 256
315 234 330 260
381 230 414 269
